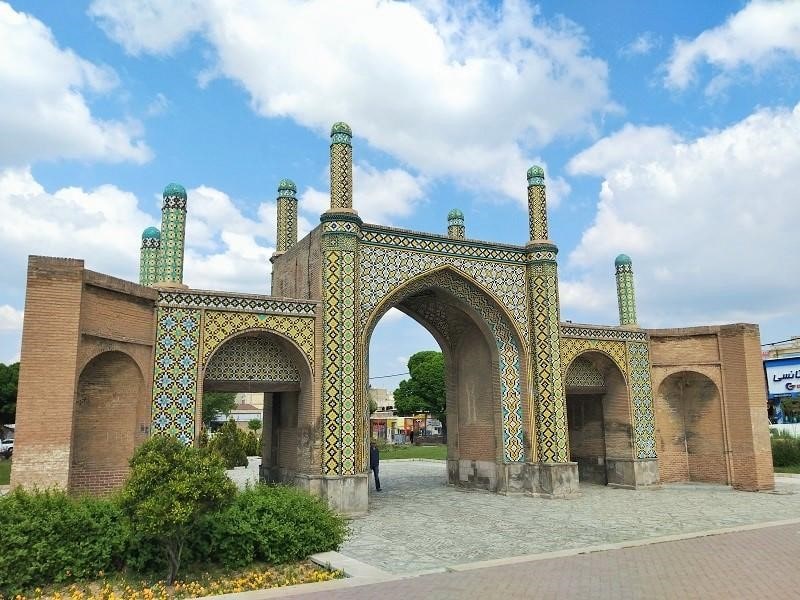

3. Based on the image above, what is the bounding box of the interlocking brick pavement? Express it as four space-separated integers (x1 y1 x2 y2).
298 523 800 599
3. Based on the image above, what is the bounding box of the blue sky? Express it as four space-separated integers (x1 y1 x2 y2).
2 0 800 389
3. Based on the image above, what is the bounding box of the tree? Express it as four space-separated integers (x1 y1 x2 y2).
208 419 248 468
120 435 236 584
393 351 446 435
247 418 262 431
201 391 236 428
368 395 378 414
0 362 19 426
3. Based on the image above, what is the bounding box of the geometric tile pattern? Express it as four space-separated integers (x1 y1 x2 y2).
528 183 548 241
615 263 637 326
330 141 352 210
529 258 568 463
366 269 526 463
277 196 298 253
447 224 465 239
361 226 527 263
158 193 186 284
322 248 343 474
150 307 200 444
158 291 317 316
360 244 529 342
560 324 647 342
201 310 315 372
627 342 657 459
205 334 301 382
139 239 159 286
559 337 628 383
565 357 605 388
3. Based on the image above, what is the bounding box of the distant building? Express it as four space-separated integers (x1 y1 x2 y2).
764 337 800 423
369 388 395 412
214 403 262 431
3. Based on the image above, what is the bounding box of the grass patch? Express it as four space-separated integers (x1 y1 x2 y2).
0 561 341 600
380 444 446 460
0 459 9 485
775 464 800 474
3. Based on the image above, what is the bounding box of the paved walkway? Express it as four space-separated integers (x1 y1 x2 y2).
298 522 800 599
340 460 800 573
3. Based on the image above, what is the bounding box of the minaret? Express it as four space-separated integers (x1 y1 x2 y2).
526 165 570 469
139 227 160 286
320 121 362 486
329 122 354 212
274 179 298 257
447 209 465 239
615 254 637 326
156 183 187 287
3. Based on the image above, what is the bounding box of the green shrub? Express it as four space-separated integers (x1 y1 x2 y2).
0 489 126 596
189 485 347 568
209 419 248 468
120 435 236 584
771 434 800 467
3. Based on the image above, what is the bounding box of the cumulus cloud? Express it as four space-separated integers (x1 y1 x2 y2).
665 0 800 92
0 2 150 166
0 306 23 332
89 0 614 207
619 32 660 58
561 102 800 330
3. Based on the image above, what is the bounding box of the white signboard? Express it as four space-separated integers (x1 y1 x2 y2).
765 357 800 398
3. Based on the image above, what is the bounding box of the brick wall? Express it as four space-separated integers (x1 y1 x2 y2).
649 324 774 490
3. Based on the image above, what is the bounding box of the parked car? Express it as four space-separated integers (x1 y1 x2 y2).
0 439 13 459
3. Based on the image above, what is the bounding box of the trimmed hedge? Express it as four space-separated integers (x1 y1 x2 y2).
771 432 800 467
0 489 126 595
0 485 347 595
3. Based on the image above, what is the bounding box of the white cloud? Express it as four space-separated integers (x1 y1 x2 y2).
665 0 800 91
89 0 614 206
562 102 800 330
0 2 150 166
0 306 23 332
619 32 660 58
300 163 428 225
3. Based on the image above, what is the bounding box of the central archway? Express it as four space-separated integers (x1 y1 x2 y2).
361 267 529 492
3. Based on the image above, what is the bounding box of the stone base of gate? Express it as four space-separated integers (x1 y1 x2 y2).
606 458 660 489
524 462 580 498
293 473 369 517
448 458 504 491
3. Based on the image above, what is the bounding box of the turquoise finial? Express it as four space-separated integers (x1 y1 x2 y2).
615 254 632 268
278 178 297 198
163 183 187 199
331 122 352 146
142 226 161 240
447 208 464 221
527 165 545 186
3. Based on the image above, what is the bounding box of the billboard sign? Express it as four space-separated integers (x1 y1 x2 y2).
764 356 800 399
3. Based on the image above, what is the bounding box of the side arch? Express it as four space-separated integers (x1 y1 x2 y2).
72 350 149 493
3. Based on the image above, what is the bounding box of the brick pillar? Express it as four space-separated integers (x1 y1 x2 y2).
525 166 578 496
11 257 84 490
139 227 160 286
719 324 774 490
320 122 368 514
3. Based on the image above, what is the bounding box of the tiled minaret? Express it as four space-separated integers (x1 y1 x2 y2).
615 254 637 326
274 179 298 257
139 227 160 286
156 183 187 287
321 121 362 492
525 165 572 480
447 209 465 239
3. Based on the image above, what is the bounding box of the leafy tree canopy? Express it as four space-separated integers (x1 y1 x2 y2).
0 362 19 427
201 391 236 427
393 351 445 426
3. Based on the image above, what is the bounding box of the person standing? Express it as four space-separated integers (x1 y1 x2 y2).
369 441 382 492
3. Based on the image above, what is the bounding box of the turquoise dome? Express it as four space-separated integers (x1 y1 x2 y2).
448 208 464 221
615 254 632 267
278 179 297 193
527 165 545 180
163 183 186 198
141 227 160 239
331 122 352 136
